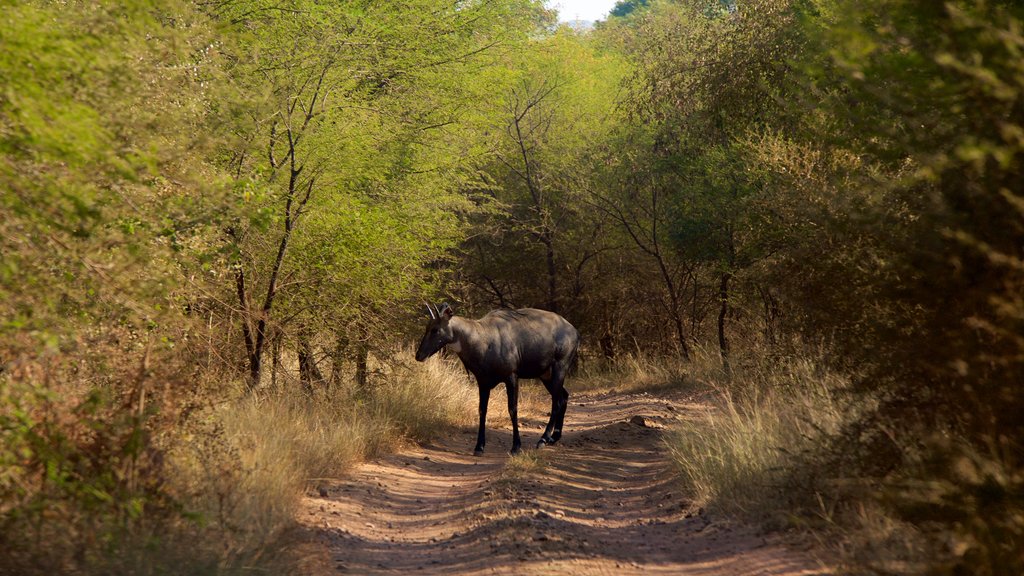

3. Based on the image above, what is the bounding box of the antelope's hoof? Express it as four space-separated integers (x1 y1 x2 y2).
473 448 484 456
536 438 549 449
510 446 522 456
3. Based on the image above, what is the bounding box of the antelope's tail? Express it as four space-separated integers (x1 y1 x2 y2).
567 336 581 377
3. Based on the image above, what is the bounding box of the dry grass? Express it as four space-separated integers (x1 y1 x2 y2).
503 449 549 478
494 449 550 492
572 343 783 395
363 351 478 441
835 500 930 575
664 346 853 523
161 348 478 573
651 344 967 572
573 352 691 393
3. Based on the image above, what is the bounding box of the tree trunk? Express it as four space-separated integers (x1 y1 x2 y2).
298 336 323 393
599 315 616 359
719 224 737 372
271 326 282 389
247 350 262 389
234 264 261 389
236 199 294 392
718 271 732 369
691 270 701 340
330 334 348 388
759 286 780 347
589 182 691 360
654 257 690 360
508 87 560 315
236 125 316 392
543 234 558 313
354 344 369 390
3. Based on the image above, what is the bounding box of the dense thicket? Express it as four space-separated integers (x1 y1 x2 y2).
597 1 1023 572
2 0 1022 573
1 0 549 572
466 0 1024 571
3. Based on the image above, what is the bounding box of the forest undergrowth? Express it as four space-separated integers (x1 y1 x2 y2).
4 0 1023 574
0 349 479 575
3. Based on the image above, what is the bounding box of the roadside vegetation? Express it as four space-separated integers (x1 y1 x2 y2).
3 0 1022 574
664 347 855 522
168 352 476 574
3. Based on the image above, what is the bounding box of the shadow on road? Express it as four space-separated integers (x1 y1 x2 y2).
298 391 830 576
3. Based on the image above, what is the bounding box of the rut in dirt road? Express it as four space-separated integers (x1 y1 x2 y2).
298 391 831 575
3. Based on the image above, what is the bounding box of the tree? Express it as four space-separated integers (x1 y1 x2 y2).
617 0 808 362
464 29 628 320
609 0 649 19
0 1 236 570
587 128 697 359
208 0 542 390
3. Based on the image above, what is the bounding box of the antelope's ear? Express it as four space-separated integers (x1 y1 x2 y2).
440 302 454 318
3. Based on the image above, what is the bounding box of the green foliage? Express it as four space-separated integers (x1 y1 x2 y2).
791 1 1024 571
602 0 1024 571
1 0 231 350
759 0 1024 436
4 0 1023 572
0 381 176 572
461 28 630 317
0 0 241 570
205 0 549 372
609 0 650 18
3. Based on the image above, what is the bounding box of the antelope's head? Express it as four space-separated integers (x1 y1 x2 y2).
415 302 454 361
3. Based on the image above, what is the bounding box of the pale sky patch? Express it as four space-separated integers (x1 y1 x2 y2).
547 0 620 23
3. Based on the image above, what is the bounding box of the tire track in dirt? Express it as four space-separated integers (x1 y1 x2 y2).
297 391 832 575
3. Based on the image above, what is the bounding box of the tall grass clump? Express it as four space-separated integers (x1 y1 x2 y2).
368 351 477 440
574 352 691 392
666 347 854 523
495 449 550 491
159 349 476 573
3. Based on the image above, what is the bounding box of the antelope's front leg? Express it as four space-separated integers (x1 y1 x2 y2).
474 384 490 456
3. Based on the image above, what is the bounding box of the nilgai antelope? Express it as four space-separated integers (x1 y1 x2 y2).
415 303 580 455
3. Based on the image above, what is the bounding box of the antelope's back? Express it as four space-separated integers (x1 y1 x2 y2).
484 308 579 373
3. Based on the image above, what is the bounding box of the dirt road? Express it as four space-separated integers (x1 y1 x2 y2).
297 390 831 575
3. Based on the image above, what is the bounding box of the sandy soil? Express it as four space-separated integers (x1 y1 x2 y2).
296 389 833 575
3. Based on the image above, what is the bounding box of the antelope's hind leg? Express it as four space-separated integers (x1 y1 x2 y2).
550 364 569 444
551 387 569 443
506 375 522 455
537 377 557 448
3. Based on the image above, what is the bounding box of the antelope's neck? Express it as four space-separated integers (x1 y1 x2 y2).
448 316 477 357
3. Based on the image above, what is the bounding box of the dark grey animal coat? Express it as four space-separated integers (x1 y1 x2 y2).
415 304 579 455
